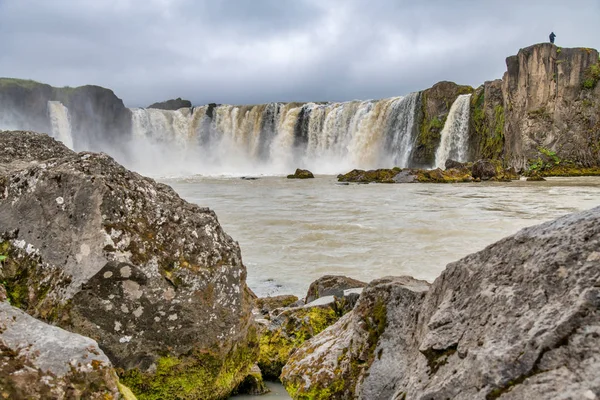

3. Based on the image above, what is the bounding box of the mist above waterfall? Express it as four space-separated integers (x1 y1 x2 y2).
119 93 424 177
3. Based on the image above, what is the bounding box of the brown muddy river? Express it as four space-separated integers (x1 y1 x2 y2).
166 176 600 298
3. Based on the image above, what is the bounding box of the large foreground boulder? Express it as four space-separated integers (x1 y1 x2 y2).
282 206 600 399
0 299 120 399
0 131 258 399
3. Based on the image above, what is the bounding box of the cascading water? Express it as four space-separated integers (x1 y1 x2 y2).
434 94 472 169
125 93 422 176
47 101 74 150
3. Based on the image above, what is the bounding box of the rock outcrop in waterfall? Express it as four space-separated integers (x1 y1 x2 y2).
0 131 259 399
281 205 600 399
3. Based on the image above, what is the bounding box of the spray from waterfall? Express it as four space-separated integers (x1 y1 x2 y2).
434 94 472 169
47 101 74 150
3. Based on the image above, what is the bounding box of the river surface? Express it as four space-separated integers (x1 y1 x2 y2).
165 176 600 298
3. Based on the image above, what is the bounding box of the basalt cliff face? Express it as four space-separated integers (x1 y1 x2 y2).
502 44 600 171
0 79 131 150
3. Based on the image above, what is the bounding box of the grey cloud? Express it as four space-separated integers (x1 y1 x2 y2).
0 0 598 107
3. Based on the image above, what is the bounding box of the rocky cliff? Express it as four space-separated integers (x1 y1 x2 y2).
411 81 474 168
502 43 600 172
0 131 259 399
0 79 131 150
281 205 600 399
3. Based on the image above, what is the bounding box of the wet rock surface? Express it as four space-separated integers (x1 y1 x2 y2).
0 301 120 399
287 168 314 179
281 206 600 399
0 131 258 399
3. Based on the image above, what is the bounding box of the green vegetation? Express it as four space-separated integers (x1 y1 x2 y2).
0 77 44 89
582 63 600 89
470 90 505 160
121 327 258 400
258 307 340 380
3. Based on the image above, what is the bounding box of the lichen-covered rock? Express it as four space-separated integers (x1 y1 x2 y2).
281 276 430 399
282 206 600 399
287 168 314 179
0 131 258 399
305 275 366 304
0 301 120 399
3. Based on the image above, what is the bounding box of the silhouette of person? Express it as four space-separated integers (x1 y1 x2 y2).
549 32 556 44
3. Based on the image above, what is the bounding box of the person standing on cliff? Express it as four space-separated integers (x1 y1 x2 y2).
549 32 556 44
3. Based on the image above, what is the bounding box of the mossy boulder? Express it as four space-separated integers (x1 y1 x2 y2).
0 131 258 400
257 304 342 381
337 167 401 183
281 276 430 399
471 159 519 181
287 168 314 179
414 168 473 183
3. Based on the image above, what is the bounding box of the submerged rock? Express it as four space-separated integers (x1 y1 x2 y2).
0 301 120 399
282 206 600 399
287 168 314 179
0 131 258 399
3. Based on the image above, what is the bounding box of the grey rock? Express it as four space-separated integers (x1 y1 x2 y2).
393 170 418 183
305 275 367 304
471 159 497 180
282 206 600 399
502 44 600 170
0 301 120 399
0 131 257 399
147 97 192 110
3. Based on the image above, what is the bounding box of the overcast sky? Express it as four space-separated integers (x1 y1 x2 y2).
1 0 599 107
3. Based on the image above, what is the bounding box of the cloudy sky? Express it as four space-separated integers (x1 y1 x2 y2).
1 0 599 107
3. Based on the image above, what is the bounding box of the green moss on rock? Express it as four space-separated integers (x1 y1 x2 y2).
258 306 340 380
120 329 258 400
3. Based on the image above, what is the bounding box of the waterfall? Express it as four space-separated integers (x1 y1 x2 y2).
126 93 423 176
47 101 74 150
434 94 472 169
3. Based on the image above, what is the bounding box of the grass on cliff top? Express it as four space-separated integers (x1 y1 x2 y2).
0 77 45 89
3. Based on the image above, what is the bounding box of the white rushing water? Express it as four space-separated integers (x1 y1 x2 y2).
434 94 472 169
47 101 74 150
167 176 600 298
127 93 421 177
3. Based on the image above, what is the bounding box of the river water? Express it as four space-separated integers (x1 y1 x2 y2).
164 175 600 399
166 176 600 298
